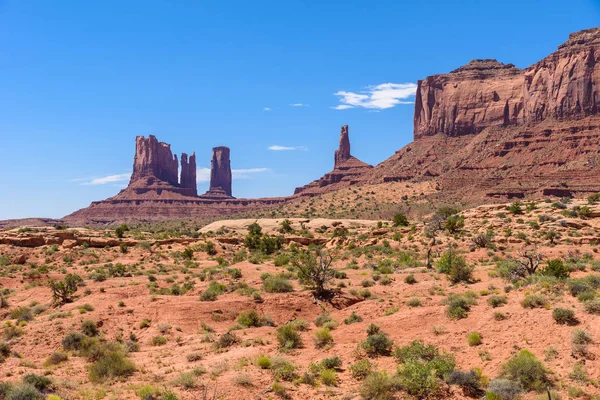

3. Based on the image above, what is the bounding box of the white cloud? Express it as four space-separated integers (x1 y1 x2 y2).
268 145 308 151
78 173 131 185
232 168 270 179
197 168 211 182
332 104 354 110
290 103 308 107
196 167 270 183
333 82 417 110
263 107 271 111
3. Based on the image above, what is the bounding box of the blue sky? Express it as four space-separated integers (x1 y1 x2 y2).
1 0 599 219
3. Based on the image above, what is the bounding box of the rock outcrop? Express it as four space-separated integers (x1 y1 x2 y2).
414 28 600 139
201 146 233 198
64 138 286 224
364 27 600 202
130 135 179 185
126 135 198 196
294 125 371 195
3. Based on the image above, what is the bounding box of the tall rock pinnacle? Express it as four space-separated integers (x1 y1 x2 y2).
202 146 233 198
180 152 197 195
334 124 351 168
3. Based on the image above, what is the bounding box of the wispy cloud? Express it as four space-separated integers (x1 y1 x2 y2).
290 103 308 107
263 107 271 111
268 145 308 151
196 167 270 182
74 173 131 185
332 82 417 110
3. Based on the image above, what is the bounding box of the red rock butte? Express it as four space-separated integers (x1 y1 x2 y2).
64 136 286 224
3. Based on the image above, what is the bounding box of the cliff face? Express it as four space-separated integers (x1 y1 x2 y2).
294 125 371 195
414 28 600 140
364 27 600 203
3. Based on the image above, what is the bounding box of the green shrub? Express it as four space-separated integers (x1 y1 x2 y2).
552 308 576 325
404 274 417 284
256 355 272 369
467 332 482 346
319 355 342 370
543 259 570 279
237 310 269 328
343 312 363 325
276 323 303 350
151 336 167 346
500 350 549 391
488 295 507 308
88 351 136 382
173 372 197 389
406 298 422 307
486 378 523 400
5 384 43 400
361 324 393 356
521 294 547 309
81 320 98 337
22 374 51 391
320 369 337 386
62 332 86 351
359 371 398 400
49 274 83 304
9 307 33 322
398 359 442 398
314 328 333 349
349 359 372 380
199 281 226 301
216 332 240 349
45 351 68 366
393 213 409 227
445 215 465 233
446 370 485 397
446 293 476 319
437 249 473 283
584 298 600 314
262 275 293 293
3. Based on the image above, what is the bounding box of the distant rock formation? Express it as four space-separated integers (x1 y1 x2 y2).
414 27 600 139
201 146 233 199
126 135 198 197
334 125 351 167
180 152 197 194
294 125 371 195
65 138 284 224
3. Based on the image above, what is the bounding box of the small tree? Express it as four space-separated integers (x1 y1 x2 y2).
543 259 570 279
544 230 560 245
50 274 83 304
115 224 129 238
279 219 293 233
393 213 409 227
514 248 543 277
445 215 465 233
182 247 194 259
294 249 336 297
